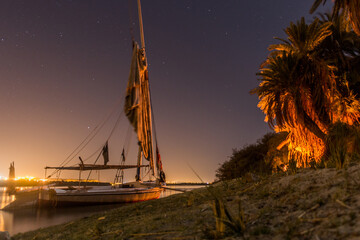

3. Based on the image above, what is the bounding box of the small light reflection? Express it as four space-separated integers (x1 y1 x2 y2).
1 188 7 209
0 188 7 231
0 212 4 232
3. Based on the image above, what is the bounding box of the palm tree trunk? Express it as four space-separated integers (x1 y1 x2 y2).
302 112 327 141
295 97 327 142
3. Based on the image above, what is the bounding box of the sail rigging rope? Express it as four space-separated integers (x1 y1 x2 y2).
148 84 159 148
84 149 103 185
82 145 103 162
84 109 125 184
123 124 133 160
46 96 124 179
83 108 124 186
106 109 124 142
113 124 134 183
50 103 125 182
141 165 152 181
78 108 124 164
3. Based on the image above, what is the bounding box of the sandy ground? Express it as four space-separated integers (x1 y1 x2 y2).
12 164 360 239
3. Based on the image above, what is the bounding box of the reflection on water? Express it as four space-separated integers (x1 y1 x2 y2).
4 202 126 235
0 189 15 209
0 185 205 236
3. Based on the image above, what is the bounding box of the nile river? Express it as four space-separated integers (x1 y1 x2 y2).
0 185 204 236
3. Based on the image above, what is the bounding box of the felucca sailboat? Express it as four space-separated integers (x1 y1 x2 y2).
39 0 166 206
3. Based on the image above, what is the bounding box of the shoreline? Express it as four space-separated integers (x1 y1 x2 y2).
13 164 360 239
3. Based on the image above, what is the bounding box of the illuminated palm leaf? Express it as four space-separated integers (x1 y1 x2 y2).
310 0 360 36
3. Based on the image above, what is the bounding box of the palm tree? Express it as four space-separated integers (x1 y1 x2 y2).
310 0 360 36
253 51 331 164
252 17 360 165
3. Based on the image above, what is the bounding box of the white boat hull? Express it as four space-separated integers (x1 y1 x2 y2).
39 186 162 206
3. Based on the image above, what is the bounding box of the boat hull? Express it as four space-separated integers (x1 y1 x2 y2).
38 186 162 206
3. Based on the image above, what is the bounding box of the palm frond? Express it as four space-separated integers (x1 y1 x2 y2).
310 0 327 14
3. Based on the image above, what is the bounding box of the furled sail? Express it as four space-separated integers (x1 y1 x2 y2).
124 42 154 172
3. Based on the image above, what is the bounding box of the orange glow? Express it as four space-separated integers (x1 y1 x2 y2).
1 176 48 182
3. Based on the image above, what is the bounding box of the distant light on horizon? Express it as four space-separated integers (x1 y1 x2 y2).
0 176 48 182
14 176 35 181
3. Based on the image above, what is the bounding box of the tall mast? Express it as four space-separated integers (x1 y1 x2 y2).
136 0 155 177
137 0 146 49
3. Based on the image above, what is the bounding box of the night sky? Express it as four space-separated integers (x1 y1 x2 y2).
0 1 329 182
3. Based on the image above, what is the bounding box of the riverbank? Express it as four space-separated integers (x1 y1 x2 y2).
13 164 360 239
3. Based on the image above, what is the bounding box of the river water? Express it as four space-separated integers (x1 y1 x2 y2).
0 185 204 236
